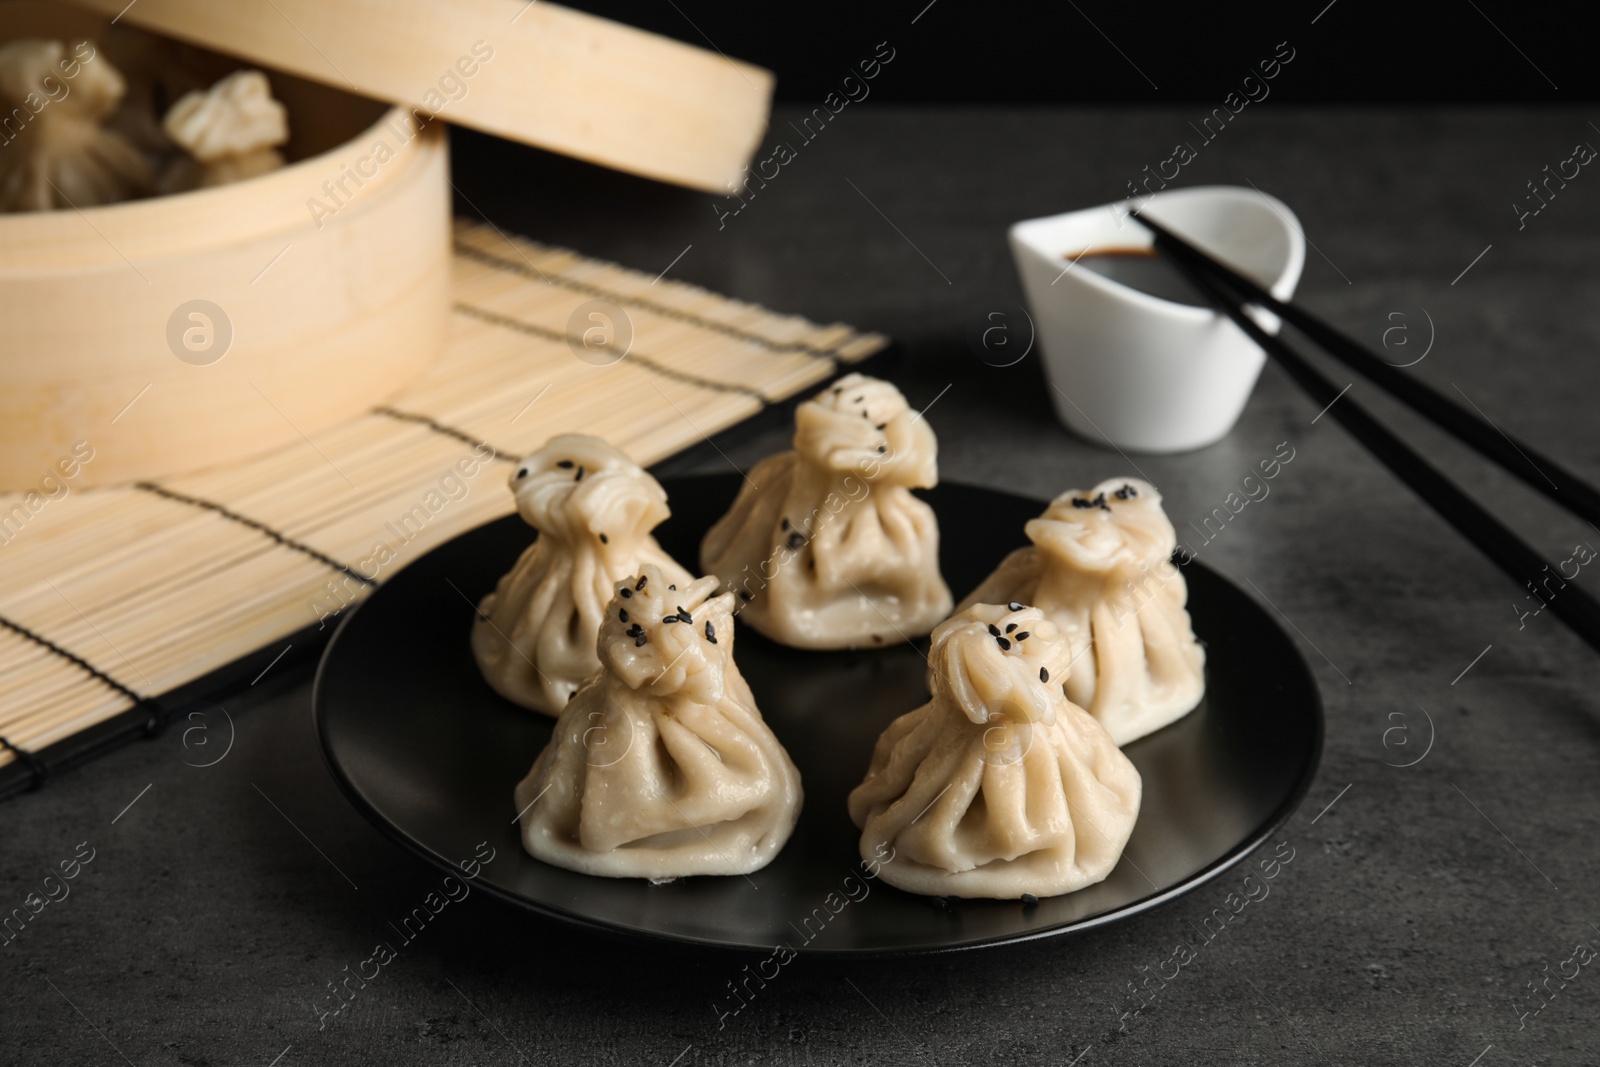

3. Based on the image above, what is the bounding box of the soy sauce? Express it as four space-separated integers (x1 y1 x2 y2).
1066 247 1207 307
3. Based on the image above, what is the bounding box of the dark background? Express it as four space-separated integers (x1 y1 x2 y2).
581 0 1584 102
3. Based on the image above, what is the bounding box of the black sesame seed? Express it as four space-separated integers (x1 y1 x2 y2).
677 606 692 623
662 614 679 624
1114 483 1137 499
516 467 529 479
575 466 585 481
636 576 647 590
853 395 864 402
1005 623 1017 633
1021 893 1039 906
876 445 886 453
1071 497 1093 509
739 591 754 601
620 587 632 599
781 518 791 531
568 691 577 702
787 532 804 550
635 633 648 647
987 624 1001 637
871 634 884 643
619 609 629 623
668 584 676 590
1008 601 1024 611
1014 631 1030 642
996 636 1012 651
1039 667 1050 683
875 422 887 431
705 621 716 643
598 533 608 544
861 410 869 419
556 460 574 469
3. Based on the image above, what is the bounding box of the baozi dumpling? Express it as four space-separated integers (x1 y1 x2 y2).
958 478 1205 745
515 565 803 879
473 434 693 715
848 603 1141 899
0 39 152 212
700 373 952 649
159 69 288 193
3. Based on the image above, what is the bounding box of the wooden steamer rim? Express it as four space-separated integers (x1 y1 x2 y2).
0 102 439 271
0 81 454 490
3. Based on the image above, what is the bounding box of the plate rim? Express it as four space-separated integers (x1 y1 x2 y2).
313 477 1325 957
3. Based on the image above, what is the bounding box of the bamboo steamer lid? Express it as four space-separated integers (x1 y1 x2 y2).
60 0 774 192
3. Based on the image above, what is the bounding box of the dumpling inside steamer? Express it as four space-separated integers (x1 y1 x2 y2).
514 565 803 879
699 373 953 649
0 38 152 212
159 69 288 192
472 434 693 715
847 602 1141 899
957 477 1206 745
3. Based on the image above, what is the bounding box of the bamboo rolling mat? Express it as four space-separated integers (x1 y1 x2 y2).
0 219 888 796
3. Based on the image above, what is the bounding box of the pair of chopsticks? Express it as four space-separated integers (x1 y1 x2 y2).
1130 212 1600 656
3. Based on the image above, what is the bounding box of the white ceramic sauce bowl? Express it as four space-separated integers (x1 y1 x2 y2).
1009 185 1305 453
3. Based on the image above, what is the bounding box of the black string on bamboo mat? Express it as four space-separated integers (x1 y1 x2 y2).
454 241 847 365
0 735 48 790
370 407 517 460
0 612 158 732
135 483 375 589
452 303 772 402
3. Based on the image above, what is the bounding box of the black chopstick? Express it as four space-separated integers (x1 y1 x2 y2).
1130 213 1600 656
1134 213 1600 532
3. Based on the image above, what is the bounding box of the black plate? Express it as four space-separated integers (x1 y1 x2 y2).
315 476 1322 955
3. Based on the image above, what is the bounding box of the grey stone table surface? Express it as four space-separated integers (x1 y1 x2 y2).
6 106 1600 1066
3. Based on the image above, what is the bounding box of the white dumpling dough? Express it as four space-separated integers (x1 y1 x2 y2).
515 566 803 879
473 434 693 715
0 39 152 212
848 603 1141 899
958 477 1205 746
700 373 952 649
160 69 288 193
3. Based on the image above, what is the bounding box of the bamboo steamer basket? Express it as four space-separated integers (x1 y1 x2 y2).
0 3 450 490
0 0 773 492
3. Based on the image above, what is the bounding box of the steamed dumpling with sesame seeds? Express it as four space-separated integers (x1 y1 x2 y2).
472 434 693 716
515 565 803 878
957 478 1205 746
847 603 1141 899
699 374 953 649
